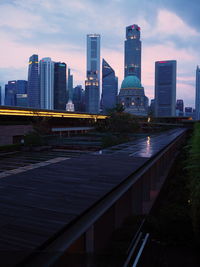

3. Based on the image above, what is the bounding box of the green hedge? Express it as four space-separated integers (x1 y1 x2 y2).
0 144 21 152
187 123 200 243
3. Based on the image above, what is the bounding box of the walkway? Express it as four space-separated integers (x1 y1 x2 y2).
0 128 186 266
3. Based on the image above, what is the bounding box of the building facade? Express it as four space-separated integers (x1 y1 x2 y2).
87 34 100 81
176 99 184 116
40 58 54 110
67 68 73 102
5 80 28 106
54 62 67 110
85 71 100 114
27 54 40 108
17 80 27 94
16 94 28 107
101 59 118 113
155 60 176 117
85 34 100 113
73 85 85 112
5 81 17 106
195 66 200 120
124 24 141 80
118 75 148 116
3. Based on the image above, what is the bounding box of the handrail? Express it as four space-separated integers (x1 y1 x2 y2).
132 233 150 267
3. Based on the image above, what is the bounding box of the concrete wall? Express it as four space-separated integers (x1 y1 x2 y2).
0 125 33 145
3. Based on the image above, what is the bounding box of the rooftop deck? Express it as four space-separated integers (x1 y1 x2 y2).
0 128 186 266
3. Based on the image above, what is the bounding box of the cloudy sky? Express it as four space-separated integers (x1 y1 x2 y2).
0 0 200 107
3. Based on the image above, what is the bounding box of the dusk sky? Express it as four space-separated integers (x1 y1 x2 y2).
1 0 200 107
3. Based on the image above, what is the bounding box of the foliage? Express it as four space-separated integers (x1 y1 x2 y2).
24 131 43 146
145 150 193 245
107 103 125 114
106 111 140 133
96 105 140 134
31 115 51 135
186 122 200 243
102 133 129 148
0 144 21 152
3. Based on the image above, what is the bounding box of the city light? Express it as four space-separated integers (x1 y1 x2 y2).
0 108 107 119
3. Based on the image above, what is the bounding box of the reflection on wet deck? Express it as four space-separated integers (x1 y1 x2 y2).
95 129 185 158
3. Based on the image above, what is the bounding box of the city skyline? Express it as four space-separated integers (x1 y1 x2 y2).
0 0 200 107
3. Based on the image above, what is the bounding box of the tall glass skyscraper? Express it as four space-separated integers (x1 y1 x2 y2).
27 54 40 108
155 60 177 117
85 71 99 114
101 59 118 113
54 62 67 110
85 34 100 114
87 34 100 80
40 58 54 110
124 24 141 80
195 66 200 120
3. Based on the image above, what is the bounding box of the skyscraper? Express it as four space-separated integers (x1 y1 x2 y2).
5 81 17 106
124 24 141 80
155 60 177 117
16 94 28 107
67 68 73 102
101 59 118 113
27 54 40 108
87 34 100 80
73 85 85 112
85 71 99 114
5 80 28 106
54 62 67 110
195 66 200 120
176 99 184 116
17 80 27 94
40 58 54 110
85 34 100 113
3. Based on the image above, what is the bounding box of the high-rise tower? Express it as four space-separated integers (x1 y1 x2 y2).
124 24 141 80
85 34 100 113
87 34 100 80
54 62 67 110
195 66 200 120
85 71 99 114
67 68 73 102
155 60 177 117
39 58 54 110
101 59 118 113
27 54 40 108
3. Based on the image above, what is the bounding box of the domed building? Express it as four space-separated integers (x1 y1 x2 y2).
118 75 148 116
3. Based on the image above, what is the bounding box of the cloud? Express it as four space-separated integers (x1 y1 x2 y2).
0 0 199 108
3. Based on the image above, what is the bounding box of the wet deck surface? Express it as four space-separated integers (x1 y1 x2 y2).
0 128 186 266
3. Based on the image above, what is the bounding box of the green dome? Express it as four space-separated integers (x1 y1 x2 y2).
121 75 142 89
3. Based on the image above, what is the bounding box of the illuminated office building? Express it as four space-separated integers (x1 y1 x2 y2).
27 54 40 108
101 59 118 113
155 60 176 117
124 24 141 80
54 62 67 110
85 34 100 113
40 57 54 110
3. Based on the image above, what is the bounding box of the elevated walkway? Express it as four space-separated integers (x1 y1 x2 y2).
0 128 187 266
